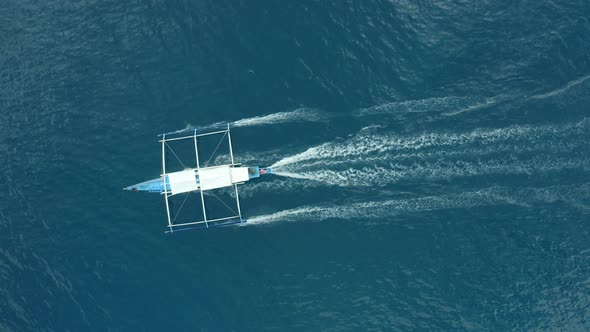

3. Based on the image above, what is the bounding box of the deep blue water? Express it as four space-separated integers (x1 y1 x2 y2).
1 1 589 330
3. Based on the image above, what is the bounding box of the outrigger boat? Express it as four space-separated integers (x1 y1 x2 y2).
124 123 272 232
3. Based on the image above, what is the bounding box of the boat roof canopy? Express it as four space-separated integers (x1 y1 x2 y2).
168 170 199 195
159 123 245 232
199 165 233 191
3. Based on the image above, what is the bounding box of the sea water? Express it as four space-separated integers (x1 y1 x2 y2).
1 1 589 330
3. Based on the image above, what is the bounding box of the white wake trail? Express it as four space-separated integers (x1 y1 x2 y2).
531 73 590 100
270 120 588 187
232 108 324 127
246 184 589 225
247 192 498 225
355 95 504 119
273 120 586 166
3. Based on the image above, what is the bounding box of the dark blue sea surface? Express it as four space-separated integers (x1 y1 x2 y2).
1 1 589 330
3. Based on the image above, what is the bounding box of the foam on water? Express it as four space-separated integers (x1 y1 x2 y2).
355 96 479 115
245 184 589 225
442 97 501 117
355 96 504 120
232 108 324 127
173 109 325 136
530 73 590 100
270 120 588 187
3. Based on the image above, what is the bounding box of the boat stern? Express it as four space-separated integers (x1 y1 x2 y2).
260 167 272 175
246 166 273 179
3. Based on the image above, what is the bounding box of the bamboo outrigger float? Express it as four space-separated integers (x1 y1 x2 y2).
124 124 272 232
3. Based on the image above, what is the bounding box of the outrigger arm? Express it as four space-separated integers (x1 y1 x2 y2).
125 123 274 232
